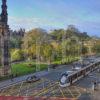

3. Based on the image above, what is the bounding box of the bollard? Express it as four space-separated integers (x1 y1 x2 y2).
98 83 100 90
92 84 94 92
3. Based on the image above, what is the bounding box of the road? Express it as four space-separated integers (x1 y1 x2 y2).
0 64 73 89
0 56 100 99
0 70 49 89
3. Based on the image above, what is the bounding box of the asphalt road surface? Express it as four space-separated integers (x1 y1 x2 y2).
0 56 100 99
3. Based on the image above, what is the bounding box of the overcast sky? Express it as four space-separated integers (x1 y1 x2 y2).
0 0 100 36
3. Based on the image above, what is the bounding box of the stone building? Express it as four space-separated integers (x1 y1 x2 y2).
0 0 11 76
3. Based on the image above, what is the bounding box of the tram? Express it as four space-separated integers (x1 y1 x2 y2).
59 61 100 87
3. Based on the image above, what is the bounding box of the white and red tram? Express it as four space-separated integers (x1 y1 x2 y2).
59 61 100 87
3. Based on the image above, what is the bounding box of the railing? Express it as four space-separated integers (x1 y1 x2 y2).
0 96 77 100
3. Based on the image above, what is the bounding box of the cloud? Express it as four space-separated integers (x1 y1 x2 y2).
8 15 100 36
8 16 65 31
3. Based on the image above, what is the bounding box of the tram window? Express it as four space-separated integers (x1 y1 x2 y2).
68 76 71 83
96 63 98 66
93 65 95 69
67 77 70 82
72 73 77 80
91 65 93 68
82 70 85 75
95 64 97 66
78 71 82 77
81 70 84 74
86 67 90 72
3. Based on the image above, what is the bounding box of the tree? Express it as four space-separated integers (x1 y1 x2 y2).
22 28 51 60
81 46 89 56
50 29 65 41
11 49 24 62
42 44 53 63
65 25 80 38
10 29 25 49
92 44 100 54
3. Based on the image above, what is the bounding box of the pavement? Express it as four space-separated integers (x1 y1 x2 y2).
0 64 72 89
0 70 49 89
78 93 92 100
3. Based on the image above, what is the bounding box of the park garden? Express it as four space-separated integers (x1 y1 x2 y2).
0 25 100 79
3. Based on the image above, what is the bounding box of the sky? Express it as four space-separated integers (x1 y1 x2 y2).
0 0 100 37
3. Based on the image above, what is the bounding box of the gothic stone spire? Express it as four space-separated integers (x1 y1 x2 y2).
0 0 10 76
1 0 8 25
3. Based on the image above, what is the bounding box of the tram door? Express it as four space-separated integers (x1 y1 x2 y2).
69 76 73 85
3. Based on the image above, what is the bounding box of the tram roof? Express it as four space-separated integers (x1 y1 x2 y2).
68 60 100 77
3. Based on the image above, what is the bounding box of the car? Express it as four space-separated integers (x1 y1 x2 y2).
83 60 90 65
72 62 82 70
89 59 95 63
83 58 95 63
26 75 40 83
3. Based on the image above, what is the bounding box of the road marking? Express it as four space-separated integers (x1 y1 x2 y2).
49 80 55 97
74 86 81 98
8 83 21 95
0 78 85 98
25 82 31 96
58 86 65 98
0 88 6 95
67 87 75 98
34 82 58 96
18 81 24 96
6 78 44 96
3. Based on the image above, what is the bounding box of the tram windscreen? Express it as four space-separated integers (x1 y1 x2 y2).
61 75 67 83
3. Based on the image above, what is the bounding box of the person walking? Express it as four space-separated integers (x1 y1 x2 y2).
10 74 14 81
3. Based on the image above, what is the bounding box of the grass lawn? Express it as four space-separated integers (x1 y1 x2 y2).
10 56 79 77
11 61 48 76
0 56 79 80
52 56 80 64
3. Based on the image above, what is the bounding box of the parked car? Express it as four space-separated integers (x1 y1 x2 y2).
26 75 40 83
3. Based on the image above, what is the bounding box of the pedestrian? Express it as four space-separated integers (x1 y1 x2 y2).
15 73 18 77
11 74 14 81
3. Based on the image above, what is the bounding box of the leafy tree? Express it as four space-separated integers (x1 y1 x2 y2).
50 29 65 41
81 46 89 56
22 28 51 60
10 29 25 49
11 49 24 62
92 44 100 54
42 44 53 63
